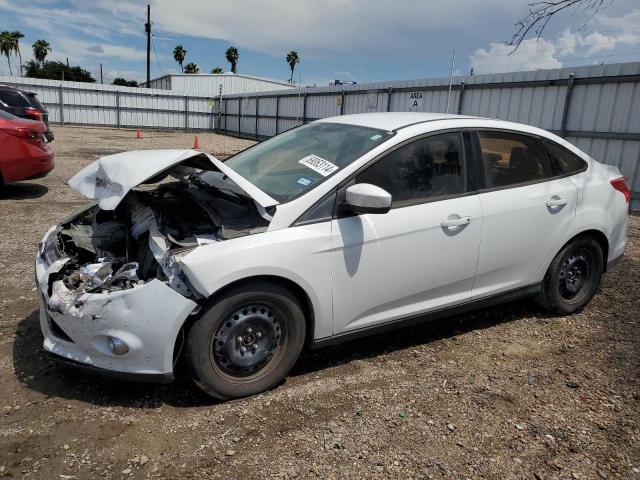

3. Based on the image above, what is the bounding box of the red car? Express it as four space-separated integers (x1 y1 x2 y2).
0 109 53 185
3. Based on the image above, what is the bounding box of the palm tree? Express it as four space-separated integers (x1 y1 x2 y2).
32 39 51 68
9 31 24 75
225 46 238 74
184 62 199 74
210 67 223 74
286 51 300 84
173 45 186 73
0 32 13 75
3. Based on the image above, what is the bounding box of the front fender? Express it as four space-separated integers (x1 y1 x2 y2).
179 223 334 339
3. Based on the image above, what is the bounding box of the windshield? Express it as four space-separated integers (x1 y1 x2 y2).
224 122 393 202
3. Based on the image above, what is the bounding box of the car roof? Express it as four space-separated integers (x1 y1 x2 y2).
318 112 481 131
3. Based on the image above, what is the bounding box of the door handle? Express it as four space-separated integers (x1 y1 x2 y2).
441 216 471 228
546 197 568 207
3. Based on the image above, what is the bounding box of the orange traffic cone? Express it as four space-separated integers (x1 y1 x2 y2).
193 135 201 150
135 128 142 139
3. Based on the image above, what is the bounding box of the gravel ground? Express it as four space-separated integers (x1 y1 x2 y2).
0 126 638 480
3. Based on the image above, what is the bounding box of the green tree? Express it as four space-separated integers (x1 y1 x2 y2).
32 39 51 67
225 46 238 74
173 45 186 73
210 67 223 74
0 32 14 75
286 50 300 84
112 77 139 87
24 60 95 82
10 31 24 75
184 62 199 74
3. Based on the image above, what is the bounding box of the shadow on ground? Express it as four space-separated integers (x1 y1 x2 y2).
12 298 551 409
0 182 48 200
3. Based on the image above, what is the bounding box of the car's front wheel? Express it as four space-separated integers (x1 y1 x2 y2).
184 281 306 400
537 236 603 314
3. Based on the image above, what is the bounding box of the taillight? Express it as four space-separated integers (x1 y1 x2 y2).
24 107 43 121
0 127 40 139
610 176 630 203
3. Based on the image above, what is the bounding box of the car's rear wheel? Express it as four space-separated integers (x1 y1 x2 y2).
537 236 603 314
184 281 306 400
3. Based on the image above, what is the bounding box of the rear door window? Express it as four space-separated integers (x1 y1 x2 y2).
477 131 550 188
0 90 30 107
542 139 587 175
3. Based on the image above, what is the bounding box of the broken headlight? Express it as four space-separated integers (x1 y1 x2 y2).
40 227 63 265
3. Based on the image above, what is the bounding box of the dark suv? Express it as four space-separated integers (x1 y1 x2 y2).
0 85 54 142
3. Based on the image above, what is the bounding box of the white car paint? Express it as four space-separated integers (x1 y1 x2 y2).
35 112 628 379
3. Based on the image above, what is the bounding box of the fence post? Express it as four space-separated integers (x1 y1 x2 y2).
302 92 307 124
275 95 280 135
457 81 465 115
238 98 242 138
255 96 259 140
340 90 345 115
115 91 121 128
224 98 228 134
184 95 189 132
560 73 575 137
386 87 392 112
58 84 65 126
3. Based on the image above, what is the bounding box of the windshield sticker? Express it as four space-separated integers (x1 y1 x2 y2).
297 177 312 186
370 134 383 140
298 154 339 177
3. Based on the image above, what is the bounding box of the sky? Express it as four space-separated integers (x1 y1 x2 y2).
0 0 639 86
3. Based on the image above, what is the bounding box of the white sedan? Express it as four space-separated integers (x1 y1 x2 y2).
35 113 629 399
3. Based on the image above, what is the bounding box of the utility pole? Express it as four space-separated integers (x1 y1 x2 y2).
145 4 151 87
100 63 103 84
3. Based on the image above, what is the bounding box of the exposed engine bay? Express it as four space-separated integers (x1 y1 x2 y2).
40 164 271 314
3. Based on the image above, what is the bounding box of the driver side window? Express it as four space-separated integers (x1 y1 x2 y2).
355 132 467 208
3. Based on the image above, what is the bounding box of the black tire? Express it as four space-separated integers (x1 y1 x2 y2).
537 236 603 314
184 281 306 400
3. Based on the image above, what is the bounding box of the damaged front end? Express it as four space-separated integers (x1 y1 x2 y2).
36 149 275 378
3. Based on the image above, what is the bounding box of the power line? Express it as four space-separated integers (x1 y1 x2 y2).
151 34 164 77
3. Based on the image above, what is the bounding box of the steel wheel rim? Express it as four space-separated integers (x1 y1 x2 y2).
558 248 592 300
212 304 282 377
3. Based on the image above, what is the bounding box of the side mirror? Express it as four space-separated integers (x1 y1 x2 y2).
344 183 392 215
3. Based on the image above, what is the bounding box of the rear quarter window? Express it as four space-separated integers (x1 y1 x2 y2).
25 93 45 110
542 139 587 175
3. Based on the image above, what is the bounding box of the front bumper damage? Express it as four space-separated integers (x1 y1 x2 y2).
34 150 273 381
36 226 197 380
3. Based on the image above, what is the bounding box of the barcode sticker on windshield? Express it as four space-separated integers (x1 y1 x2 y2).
298 155 338 177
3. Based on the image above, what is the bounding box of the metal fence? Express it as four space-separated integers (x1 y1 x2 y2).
216 62 640 208
0 76 217 130
2 64 640 207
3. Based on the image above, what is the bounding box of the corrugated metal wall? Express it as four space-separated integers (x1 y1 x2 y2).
167 74 295 96
0 76 216 130
2 64 639 206
217 62 640 207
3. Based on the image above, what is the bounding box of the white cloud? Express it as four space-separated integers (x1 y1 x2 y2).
469 8 640 75
0 0 523 59
49 37 151 63
469 38 562 75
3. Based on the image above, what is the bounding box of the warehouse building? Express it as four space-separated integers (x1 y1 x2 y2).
141 73 295 96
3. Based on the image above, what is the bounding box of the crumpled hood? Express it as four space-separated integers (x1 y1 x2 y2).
68 149 278 210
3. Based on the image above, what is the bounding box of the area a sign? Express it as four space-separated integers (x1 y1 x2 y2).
409 91 423 111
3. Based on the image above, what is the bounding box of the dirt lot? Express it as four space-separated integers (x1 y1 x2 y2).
0 126 638 480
